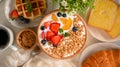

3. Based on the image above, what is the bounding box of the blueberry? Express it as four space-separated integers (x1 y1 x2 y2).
57 12 62 17
41 39 47 45
23 18 30 23
40 26 45 30
72 27 78 32
62 13 67 17
18 16 24 21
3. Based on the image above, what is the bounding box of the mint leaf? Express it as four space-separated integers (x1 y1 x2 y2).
63 32 70 37
59 28 63 33
25 0 33 13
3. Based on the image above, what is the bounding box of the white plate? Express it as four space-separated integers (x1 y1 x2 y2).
4 0 58 28
86 0 120 42
79 43 120 67
88 25 120 42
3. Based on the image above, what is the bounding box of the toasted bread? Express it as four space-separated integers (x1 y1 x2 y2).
107 7 120 38
88 0 117 31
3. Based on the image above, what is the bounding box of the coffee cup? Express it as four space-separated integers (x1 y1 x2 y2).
0 24 14 52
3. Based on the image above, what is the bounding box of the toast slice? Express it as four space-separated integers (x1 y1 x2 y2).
107 7 120 38
88 0 117 31
112 50 120 67
92 51 112 67
105 50 116 67
82 56 99 67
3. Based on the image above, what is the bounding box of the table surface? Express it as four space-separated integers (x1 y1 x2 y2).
0 0 120 67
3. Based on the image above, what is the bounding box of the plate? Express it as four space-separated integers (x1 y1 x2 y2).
4 0 58 28
85 0 120 42
79 43 120 67
88 25 120 42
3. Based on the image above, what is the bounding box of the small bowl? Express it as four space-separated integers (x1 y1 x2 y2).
79 43 120 67
16 28 37 50
0 24 14 52
38 10 88 59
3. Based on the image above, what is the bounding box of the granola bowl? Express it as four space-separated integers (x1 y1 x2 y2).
38 10 88 59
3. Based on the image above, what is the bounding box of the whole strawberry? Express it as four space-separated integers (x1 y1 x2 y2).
10 9 18 20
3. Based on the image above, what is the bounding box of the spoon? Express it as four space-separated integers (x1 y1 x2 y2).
17 45 41 67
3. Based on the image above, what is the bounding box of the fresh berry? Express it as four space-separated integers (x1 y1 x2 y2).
62 13 67 17
18 16 24 21
51 35 61 45
50 23 60 34
18 16 30 23
72 27 78 32
10 9 18 20
23 18 30 23
41 31 45 39
46 31 55 41
57 12 62 17
44 22 51 28
40 26 45 30
41 39 47 45
60 35 64 39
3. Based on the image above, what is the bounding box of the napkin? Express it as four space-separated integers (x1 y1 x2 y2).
5 49 31 67
23 52 76 67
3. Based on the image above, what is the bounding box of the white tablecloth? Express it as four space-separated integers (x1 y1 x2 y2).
0 0 120 67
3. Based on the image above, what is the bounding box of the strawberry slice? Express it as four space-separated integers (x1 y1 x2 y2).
50 23 60 34
59 35 63 39
46 31 55 41
51 35 61 46
44 22 51 28
41 31 45 39
10 9 18 20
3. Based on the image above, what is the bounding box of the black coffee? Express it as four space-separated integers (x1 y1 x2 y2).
0 29 10 49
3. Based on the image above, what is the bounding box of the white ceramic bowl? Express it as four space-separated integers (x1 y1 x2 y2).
0 24 14 52
79 43 120 67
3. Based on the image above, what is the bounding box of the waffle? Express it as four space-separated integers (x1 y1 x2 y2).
15 0 46 20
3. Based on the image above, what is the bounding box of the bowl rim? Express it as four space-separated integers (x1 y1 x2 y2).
16 28 37 50
37 9 88 59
